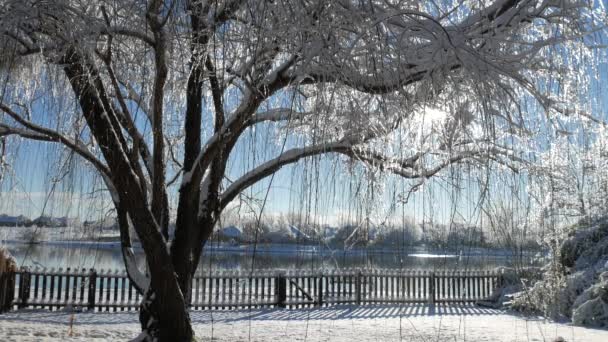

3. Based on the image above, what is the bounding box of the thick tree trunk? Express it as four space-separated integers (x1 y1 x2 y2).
138 284 193 342
138 218 216 341
171 215 217 305
172 192 200 303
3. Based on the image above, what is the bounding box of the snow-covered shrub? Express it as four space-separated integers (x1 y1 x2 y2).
511 220 608 327
484 267 542 309
572 271 608 327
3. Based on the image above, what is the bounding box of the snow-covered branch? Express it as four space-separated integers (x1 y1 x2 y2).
100 26 155 46
220 138 525 209
249 108 312 125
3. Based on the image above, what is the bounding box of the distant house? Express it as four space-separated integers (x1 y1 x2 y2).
261 228 287 243
261 225 313 244
288 225 310 241
83 218 118 231
218 225 243 242
32 216 79 227
329 223 378 248
0 214 30 227
321 226 338 241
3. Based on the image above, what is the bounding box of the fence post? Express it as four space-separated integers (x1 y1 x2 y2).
0 272 4 313
428 272 435 305
498 268 505 289
0 266 6 312
275 273 286 308
355 271 362 305
0 264 13 313
18 268 30 309
88 269 97 311
316 275 323 307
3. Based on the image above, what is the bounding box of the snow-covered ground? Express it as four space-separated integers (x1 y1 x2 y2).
1 304 606 341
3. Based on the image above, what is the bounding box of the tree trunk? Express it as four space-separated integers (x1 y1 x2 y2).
138 284 193 342
171 216 217 305
172 194 200 304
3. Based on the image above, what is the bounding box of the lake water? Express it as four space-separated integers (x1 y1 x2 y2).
3 241 540 272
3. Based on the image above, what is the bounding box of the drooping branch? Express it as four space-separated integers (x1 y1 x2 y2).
0 105 111 177
219 141 350 208
219 140 527 210
99 26 156 46
117 80 152 122
249 108 312 125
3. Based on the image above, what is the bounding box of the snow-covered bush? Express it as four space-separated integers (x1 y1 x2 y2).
510 262 570 318
484 267 542 309
511 220 608 327
572 271 608 327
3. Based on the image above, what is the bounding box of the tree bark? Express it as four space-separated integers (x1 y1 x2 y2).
138 288 193 342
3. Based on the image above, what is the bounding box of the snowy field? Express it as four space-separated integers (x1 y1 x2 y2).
1 304 607 342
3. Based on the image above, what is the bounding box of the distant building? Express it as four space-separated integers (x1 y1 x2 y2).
288 225 310 240
263 225 312 243
330 224 376 248
31 216 80 227
321 226 338 241
83 218 118 231
218 225 243 240
0 214 30 227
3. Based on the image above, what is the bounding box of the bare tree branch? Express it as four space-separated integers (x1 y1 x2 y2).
0 105 111 177
220 139 527 209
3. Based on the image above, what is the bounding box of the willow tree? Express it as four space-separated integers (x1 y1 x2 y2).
0 0 602 340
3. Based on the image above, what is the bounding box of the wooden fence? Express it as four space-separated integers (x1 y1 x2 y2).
0 257 16 313
2 267 504 312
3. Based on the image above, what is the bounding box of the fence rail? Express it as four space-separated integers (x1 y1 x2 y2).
2 267 504 312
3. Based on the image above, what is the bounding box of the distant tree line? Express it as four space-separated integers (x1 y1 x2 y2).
0 214 78 228
1 210 540 250
209 212 540 250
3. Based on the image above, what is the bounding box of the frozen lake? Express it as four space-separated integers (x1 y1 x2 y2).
3 240 539 272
